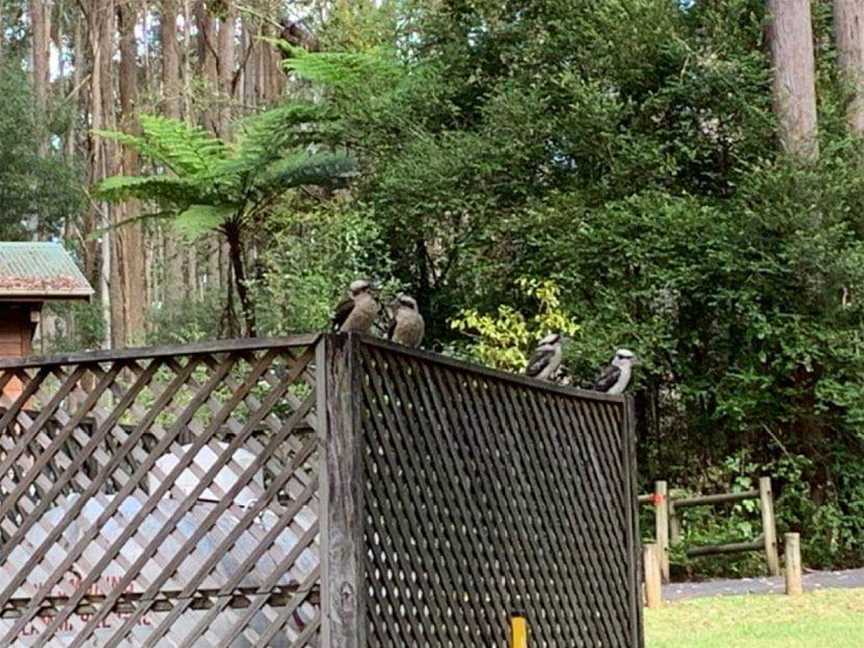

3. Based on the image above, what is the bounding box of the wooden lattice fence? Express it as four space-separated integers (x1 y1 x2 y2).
320 335 643 648
0 336 321 647
0 334 641 647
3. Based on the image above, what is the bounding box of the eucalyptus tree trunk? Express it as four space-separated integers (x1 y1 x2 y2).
113 0 146 347
29 0 51 237
161 0 185 307
834 0 864 134
29 0 50 127
86 0 116 349
767 0 819 160
196 0 219 133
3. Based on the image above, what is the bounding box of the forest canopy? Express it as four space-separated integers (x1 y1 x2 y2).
3 0 864 569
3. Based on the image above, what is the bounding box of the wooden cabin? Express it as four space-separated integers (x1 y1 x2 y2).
0 242 93 397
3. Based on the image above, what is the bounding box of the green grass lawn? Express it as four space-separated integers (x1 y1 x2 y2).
645 589 864 648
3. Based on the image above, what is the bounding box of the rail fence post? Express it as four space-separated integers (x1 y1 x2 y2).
643 543 663 609
669 497 681 546
785 532 803 596
655 481 670 582
759 477 781 576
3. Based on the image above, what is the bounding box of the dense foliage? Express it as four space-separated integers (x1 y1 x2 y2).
283 0 864 569
4 0 864 573
0 64 82 239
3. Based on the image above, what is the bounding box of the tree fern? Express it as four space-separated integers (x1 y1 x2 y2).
94 105 357 336
278 43 402 87
96 116 226 176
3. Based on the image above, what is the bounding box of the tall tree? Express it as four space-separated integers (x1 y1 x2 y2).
160 0 185 305
113 0 146 346
28 0 49 124
834 0 864 134
86 0 117 348
767 0 819 159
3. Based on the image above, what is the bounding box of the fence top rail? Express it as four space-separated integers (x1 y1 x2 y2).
0 331 627 405
0 334 321 369
356 334 627 405
673 489 759 509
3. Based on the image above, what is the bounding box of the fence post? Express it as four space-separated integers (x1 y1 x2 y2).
785 533 803 596
643 543 663 609
655 481 670 582
319 334 366 648
759 477 781 577
669 498 681 546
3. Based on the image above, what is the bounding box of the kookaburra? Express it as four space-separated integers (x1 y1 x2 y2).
331 279 380 334
387 294 425 348
525 333 564 381
593 349 639 394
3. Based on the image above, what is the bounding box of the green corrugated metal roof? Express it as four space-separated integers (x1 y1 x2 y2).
0 242 93 299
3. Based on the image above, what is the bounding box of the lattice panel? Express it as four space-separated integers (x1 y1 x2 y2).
0 339 321 648
355 341 641 647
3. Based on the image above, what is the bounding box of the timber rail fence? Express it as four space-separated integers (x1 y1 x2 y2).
639 477 781 582
0 333 642 647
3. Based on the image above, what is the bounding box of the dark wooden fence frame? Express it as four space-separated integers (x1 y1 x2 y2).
318 333 644 648
0 332 642 647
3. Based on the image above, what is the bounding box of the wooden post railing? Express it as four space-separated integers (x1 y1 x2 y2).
643 544 663 609
785 532 803 596
639 477 783 579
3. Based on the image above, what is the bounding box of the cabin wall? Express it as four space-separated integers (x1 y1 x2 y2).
0 303 40 400
0 304 38 357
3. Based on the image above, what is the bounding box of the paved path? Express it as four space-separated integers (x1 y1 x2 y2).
664 567 864 601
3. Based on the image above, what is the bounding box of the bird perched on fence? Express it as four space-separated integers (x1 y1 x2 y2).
593 349 639 394
525 333 564 381
331 279 380 334
387 294 425 348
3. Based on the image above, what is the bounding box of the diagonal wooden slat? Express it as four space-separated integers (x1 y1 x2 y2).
0 362 124 525
248 565 321 648
216 460 320 647
0 360 162 589
157 479 319 648
56 350 282 648
103 358 316 646
0 365 85 489
0 355 226 645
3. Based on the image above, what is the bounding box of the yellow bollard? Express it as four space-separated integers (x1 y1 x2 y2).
510 611 528 648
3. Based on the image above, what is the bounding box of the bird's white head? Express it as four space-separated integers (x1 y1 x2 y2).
397 294 418 310
538 333 562 346
350 279 372 295
612 348 639 367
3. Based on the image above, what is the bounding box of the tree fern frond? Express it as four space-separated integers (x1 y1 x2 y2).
92 129 150 154
281 46 402 87
251 152 356 198
95 175 201 205
234 103 334 164
137 115 227 176
174 204 237 241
